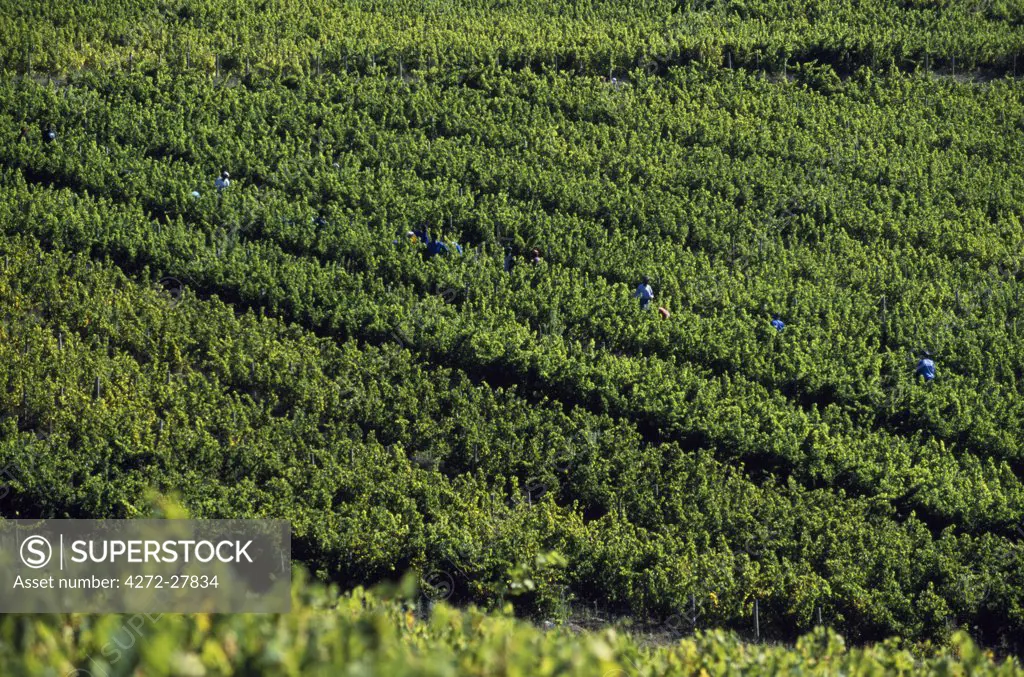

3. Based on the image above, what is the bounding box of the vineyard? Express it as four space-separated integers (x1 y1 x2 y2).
2 0 1024 673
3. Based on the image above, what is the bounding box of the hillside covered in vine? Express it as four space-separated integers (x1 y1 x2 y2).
2 0 1024 672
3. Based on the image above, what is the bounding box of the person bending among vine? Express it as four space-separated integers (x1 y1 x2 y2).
215 170 231 192
915 350 936 383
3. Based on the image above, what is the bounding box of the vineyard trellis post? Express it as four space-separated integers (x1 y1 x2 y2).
881 295 888 345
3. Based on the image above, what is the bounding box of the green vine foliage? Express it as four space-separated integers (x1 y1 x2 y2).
3 570 1022 676
1 0 1024 665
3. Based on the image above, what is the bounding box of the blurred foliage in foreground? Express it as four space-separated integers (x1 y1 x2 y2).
0 570 1020 677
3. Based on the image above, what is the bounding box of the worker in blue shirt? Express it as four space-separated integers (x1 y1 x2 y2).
633 277 655 310
770 314 785 332
915 350 936 383
426 239 449 257
215 170 231 191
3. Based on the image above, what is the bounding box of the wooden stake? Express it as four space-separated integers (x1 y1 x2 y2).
754 598 760 640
